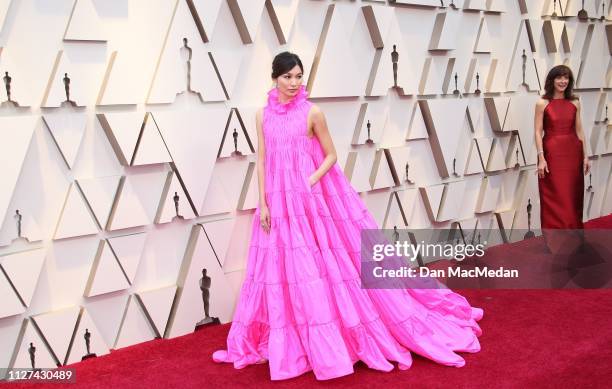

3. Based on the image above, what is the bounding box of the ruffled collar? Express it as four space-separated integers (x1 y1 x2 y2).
266 84 308 114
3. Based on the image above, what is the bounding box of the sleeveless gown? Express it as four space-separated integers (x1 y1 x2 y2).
212 85 483 381
538 98 584 229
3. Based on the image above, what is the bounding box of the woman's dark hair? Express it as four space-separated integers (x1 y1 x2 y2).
271 51 304 79
542 64 577 100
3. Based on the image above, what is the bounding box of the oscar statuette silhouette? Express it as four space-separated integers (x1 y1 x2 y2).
524 199 536 239
577 0 588 21
82 328 97 360
3 71 12 102
12 210 29 244
196 269 219 328
391 45 399 88
392 226 400 243
405 162 415 184
28 342 41 371
172 192 184 221
514 148 520 169
231 127 243 156
365 120 374 145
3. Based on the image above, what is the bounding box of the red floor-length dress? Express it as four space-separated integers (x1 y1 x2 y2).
538 98 584 229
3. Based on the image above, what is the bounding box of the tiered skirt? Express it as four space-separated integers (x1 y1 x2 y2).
213 142 483 380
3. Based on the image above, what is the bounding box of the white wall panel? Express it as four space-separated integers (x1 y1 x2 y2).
0 0 609 365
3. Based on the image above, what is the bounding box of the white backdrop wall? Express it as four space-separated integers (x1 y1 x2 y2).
0 0 610 372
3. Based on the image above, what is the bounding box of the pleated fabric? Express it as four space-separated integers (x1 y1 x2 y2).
212 85 484 381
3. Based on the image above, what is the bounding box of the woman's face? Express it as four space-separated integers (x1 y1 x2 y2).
553 74 569 94
275 65 303 97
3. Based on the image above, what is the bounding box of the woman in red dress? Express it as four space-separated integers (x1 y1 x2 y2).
534 65 591 230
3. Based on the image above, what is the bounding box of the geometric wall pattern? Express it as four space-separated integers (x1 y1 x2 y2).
0 0 610 375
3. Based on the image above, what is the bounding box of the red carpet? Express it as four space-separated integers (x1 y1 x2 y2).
7 215 612 388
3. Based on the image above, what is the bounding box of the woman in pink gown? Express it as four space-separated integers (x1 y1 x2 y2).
212 52 483 381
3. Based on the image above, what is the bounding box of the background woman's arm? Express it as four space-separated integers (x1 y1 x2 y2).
534 99 549 178
309 105 337 185
573 99 591 174
534 99 546 156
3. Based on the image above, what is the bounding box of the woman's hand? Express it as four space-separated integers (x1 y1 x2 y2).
308 174 317 187
583 157 591 175
537 156 549 178
260 204 271 234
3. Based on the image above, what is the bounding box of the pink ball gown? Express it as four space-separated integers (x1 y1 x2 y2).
212 85 483 380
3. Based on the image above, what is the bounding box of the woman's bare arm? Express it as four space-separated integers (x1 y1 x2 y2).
572 99 591 174
308 105 337 184
572 99 588 157
534 98 547 157
534 99 549 178
256 108 267 207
